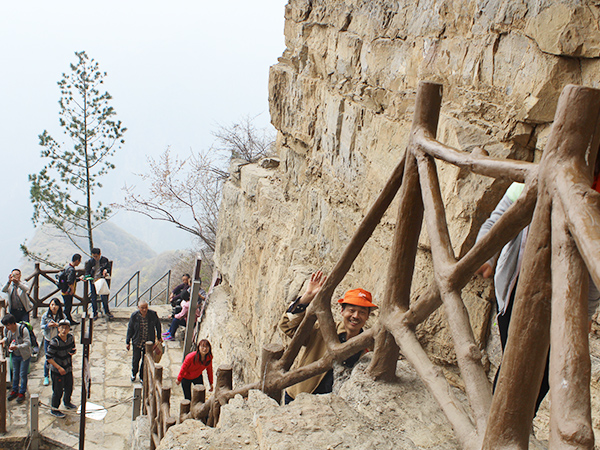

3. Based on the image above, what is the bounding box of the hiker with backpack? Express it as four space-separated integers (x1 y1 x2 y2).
41 298 65 386
3 268 32 323
58 254 81 325
0 313 32 404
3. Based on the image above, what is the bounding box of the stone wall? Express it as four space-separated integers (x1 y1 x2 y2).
200 0 600 386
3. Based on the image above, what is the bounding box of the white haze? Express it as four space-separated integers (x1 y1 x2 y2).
0 0 286 277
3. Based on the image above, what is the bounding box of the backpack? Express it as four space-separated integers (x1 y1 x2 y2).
18 322 39 353
56 270 69 293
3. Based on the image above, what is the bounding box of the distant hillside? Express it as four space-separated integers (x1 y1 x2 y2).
20 222 191 303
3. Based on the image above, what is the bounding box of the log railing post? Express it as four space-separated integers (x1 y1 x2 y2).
160 386 171 438
549 200 594 448
369 81 441 380
192 384 206 405
179 399 190 424
132 384 142 421
189 384 207 423
483 84 600 449
260 344 284 402
208 365 232 427
32 263 40 318
30 394 40 450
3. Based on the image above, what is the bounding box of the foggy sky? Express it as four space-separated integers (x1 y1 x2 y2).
0 0 287 278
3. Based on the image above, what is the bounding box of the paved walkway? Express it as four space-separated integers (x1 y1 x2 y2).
2 305 190 449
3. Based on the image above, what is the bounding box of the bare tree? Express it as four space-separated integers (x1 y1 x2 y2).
213 115 275 162
115 118 275 259
118 149 222 256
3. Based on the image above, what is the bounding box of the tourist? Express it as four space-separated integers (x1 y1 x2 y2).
84 247 113 320
46 319 77 418
170 274 191 307
176 339 214 400
476 182 600 414
2 269 32 323
60 253 82 325
41 298 65 386
279 271 377 403
1 313 32 404
163 291 201 341
126 300 162 382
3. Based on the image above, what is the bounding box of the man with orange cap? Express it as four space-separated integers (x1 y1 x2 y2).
279 271 377 403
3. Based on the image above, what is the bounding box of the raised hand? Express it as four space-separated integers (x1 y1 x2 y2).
299 270 327 305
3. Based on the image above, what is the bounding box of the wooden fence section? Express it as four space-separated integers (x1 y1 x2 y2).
154 82 600 450
142 342 177 450
24 263 89 318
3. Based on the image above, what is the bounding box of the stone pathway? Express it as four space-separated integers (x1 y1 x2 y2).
2 305 191 450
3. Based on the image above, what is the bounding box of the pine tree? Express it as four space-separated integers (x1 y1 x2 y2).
25 51 126 261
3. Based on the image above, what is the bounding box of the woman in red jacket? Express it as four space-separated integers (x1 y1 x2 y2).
176 339 214 400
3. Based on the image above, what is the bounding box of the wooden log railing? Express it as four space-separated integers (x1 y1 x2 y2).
23 261 114 318
23 263 88 318
142 342 177 450
142 82 600 450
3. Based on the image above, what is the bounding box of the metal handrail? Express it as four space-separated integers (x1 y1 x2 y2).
109 271 140 307
139 270 171 305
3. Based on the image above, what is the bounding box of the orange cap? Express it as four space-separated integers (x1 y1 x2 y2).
338 288 377 308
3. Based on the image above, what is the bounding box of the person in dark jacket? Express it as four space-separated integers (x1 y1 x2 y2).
61 254 81 325
169 274 191 307
84 248 112 320
46 319 77 418
126 300 162 382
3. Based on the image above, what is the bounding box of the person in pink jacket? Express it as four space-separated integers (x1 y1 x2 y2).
176 339 214 400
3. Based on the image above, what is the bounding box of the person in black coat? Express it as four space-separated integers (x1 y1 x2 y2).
84 248 112 320
126 300 162 381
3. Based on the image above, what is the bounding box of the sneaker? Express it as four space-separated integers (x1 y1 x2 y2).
93 313 99 320
162 331 170 336
131 375 136 382
50 409 66 418
107 313 114 320
8 391 18 401
164 334 174 341
64 402 77 410
16 394 26 404
43 377 50 386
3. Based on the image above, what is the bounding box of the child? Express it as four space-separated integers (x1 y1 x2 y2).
41 298 65 386
176 339 214 400
1 313 32 404
46 319 77 418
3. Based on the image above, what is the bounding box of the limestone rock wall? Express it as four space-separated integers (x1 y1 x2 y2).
201 0 600 386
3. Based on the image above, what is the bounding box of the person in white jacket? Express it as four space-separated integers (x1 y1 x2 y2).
476 182 600 414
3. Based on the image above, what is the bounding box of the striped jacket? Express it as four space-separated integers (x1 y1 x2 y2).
46 333 76 373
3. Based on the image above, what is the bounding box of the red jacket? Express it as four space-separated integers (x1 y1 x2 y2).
177 351 213 385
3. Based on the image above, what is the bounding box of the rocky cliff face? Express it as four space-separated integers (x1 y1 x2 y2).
201 0 600 389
